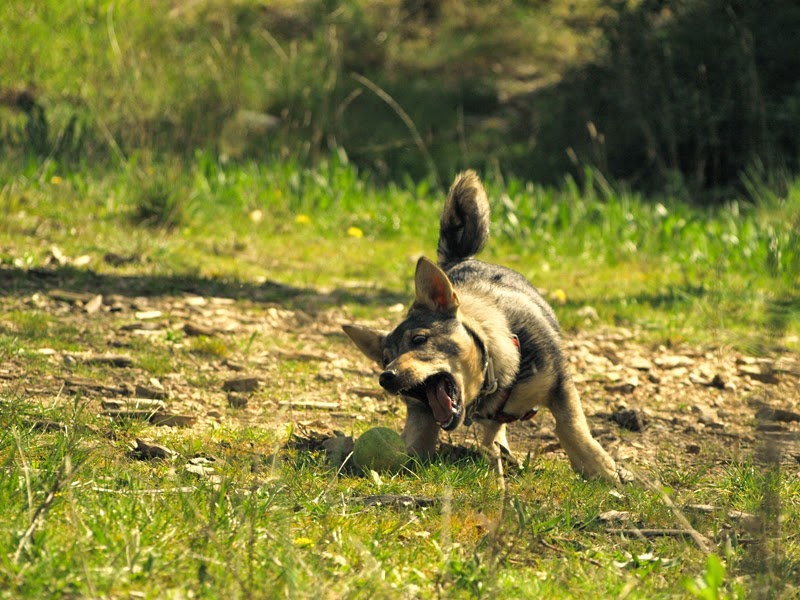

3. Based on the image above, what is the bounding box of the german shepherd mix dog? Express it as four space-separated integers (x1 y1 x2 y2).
343 171 618 482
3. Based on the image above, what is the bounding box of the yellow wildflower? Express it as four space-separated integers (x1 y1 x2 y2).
295 214 311 225
347 226 364 238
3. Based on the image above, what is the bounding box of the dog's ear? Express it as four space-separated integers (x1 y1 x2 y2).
414 256 460 314
342 324 386 365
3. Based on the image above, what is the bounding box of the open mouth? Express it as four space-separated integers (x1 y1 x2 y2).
406 373 462 431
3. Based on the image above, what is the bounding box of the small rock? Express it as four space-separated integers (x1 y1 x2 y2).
630 357 653 371
605 376 639 395
83 294 104 314
222 376 260 392
577 305 599 322
706 373 727 390
48 245 69 265
223 359 246 372
130 438 175 460
685 503 715 513
135 310 162 320
183 321 216 337
150 413 197 428
185 296 207 307
727 510 757 523
654 355 695 369
686 444 701 455
227 393 248 409
135 384 169 400
120 321 162 332
598 510 631 523
609 408 649 432
185 461 217 479
739 364 779 384
85 353 133 367
755 423 787 432
755 406 800 423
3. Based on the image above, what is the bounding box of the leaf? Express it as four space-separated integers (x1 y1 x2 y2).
704 554 725 592
598 510 631 523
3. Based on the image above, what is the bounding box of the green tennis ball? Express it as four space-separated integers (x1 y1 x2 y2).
353 427 409 473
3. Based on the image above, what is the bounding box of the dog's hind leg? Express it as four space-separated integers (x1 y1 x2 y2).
547 379 618 482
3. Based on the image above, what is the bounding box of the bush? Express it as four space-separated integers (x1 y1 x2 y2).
518 0 800 198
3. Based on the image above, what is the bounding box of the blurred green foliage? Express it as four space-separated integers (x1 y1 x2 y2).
1 0 799 198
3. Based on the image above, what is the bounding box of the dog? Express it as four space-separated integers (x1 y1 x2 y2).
343 170 618 482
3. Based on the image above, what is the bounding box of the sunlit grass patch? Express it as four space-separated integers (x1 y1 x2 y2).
188 335 230 359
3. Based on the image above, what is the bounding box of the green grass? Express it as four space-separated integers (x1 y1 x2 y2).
2 155 798 350
0 0 607 180
0 401 794 598
1 155 799 598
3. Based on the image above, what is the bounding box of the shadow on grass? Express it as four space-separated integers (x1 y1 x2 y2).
0 265 407 311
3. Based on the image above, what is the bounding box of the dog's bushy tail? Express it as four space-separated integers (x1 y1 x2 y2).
437 170 491 268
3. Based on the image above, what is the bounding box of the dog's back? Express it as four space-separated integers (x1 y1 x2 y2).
437 171 563 379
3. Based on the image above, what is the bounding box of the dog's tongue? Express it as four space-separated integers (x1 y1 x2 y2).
426 378 453 424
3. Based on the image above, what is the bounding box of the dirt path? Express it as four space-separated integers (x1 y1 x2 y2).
2 281 799 474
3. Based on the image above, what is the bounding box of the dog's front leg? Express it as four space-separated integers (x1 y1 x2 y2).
547 380 618 482
475 420 515 486
478 420 510 457
402 402 440 459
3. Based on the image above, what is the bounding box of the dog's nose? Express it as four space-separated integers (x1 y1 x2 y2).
379 369 399 391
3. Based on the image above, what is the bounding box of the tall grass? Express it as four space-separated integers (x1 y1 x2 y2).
0 0 610 182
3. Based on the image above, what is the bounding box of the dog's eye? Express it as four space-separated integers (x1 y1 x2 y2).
411 334 428 346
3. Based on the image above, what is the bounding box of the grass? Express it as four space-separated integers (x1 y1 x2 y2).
0 1 615 183
0 400 795 598
2 155 798 350
1 155 799 598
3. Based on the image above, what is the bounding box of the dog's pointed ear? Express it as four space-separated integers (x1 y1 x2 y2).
342 324 386 365
414 256 460 314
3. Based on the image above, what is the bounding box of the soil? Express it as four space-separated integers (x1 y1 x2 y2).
2 273 799 476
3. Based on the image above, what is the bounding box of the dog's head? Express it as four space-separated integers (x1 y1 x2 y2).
343 257 485 431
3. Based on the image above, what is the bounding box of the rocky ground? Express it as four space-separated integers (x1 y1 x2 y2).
2 278 799 477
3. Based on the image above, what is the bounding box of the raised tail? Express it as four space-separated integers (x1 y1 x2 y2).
437 170 491 268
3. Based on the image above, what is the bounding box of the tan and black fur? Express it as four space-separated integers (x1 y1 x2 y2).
343 171 618 482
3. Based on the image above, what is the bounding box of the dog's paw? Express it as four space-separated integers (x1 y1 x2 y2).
477 442 501 463
496 443 521 469
575 451 619 483
616 464 635 484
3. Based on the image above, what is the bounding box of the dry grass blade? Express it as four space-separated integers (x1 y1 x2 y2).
350 73 442 190
630 466 712 555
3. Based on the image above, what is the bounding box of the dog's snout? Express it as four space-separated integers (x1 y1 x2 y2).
379 369 399 391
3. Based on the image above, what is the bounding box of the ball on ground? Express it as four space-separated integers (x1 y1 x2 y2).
352 427 409 473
